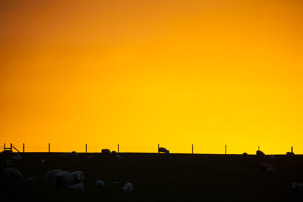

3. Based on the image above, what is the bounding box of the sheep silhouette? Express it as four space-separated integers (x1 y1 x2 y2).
158 147 169 154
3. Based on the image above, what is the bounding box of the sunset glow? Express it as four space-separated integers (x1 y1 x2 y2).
0 0 302 154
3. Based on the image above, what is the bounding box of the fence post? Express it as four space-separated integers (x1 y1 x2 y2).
192 144 193 154
86 144 87 153
158 144 159 153
118 144 119 153
10 143 12 150
48 143 50 153
258 146 260 151
291 146 293 153
23 143 25 153
4 143 5 149
225 144 227 155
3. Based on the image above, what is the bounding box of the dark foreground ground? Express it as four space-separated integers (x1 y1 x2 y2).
0 153 303 202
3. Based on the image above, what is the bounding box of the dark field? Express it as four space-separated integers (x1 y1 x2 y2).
1 153 303 202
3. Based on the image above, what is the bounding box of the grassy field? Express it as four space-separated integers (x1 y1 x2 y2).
0 152 303 202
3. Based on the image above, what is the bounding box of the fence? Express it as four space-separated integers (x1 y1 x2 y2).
1 143 49 153
0 143 297 154
20 145 49 152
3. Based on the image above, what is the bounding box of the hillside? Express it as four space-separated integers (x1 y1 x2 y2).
1 153 303 202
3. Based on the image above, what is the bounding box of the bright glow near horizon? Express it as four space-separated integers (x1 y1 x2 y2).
0 0 302 154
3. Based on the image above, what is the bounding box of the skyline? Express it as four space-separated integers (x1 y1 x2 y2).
0 142 297 154
0 0 302 154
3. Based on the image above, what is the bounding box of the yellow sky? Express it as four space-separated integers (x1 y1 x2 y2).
0 0 302 154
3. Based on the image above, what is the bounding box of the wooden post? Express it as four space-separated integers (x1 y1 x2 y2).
10 143 12 150
192 144 193 154
291 146 293 153
23 143 25 153
158 144 159 153
85 144 87 153
225 144 227 155
118 144 119 153
4 143 5 149
258 146 260 150
48 143 50 153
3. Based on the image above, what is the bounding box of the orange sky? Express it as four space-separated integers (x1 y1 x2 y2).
0 0 302 154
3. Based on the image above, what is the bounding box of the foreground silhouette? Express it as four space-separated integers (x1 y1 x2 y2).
0 153 303 202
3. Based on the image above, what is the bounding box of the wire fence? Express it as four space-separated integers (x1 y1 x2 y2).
1 143 49 153
0 143 297 154
1 143 222 154
1 143 118 153
0 143 231 154
23 146 49 152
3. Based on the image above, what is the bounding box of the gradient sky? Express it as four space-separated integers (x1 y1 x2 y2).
0 0 302 154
